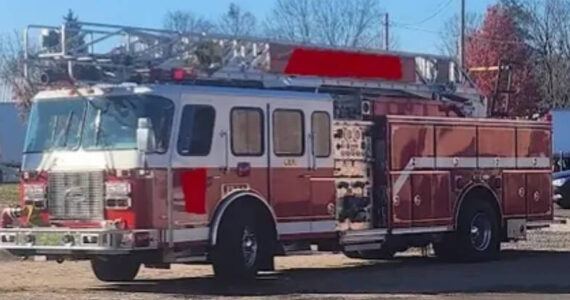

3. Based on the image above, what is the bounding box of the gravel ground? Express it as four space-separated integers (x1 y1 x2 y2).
2 193 570 300
3 225 570 300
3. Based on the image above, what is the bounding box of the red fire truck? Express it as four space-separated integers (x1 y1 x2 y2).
0 22 552 282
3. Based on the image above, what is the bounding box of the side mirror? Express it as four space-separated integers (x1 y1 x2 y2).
136 117 156 153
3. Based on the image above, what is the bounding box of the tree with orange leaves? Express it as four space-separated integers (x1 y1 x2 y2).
466 5 541 117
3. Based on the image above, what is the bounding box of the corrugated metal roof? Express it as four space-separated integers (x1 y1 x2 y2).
0 84 14 103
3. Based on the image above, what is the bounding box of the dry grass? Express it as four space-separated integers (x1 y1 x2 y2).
0 184 19 207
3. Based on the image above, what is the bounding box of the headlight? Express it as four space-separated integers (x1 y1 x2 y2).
553 178 567 187
105 181 131 197
105 181 132 209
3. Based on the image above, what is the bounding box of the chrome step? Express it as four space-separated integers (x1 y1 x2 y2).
344 243 382 252
340 228 388 245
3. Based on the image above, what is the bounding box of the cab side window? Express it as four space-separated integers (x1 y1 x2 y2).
177 105 216 156
273 109 304 156
231 107 264 156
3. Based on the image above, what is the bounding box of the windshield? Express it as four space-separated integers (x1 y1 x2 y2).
24 99 86 153
83 95 174 152
24 94 174 153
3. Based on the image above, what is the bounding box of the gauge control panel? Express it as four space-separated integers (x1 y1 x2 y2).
333 121 374 230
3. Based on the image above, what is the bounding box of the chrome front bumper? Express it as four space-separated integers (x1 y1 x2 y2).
0 228 159 255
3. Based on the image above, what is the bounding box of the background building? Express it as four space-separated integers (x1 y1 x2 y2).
0 84 26 182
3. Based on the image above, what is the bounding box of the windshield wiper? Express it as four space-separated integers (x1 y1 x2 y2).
94 109 102 146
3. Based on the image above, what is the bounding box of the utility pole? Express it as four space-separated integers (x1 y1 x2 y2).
459 0 466 82
384 13 390 51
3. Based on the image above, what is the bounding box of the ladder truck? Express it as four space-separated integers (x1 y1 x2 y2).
0 21 552 282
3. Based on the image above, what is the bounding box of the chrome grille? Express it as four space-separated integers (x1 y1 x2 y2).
47 172 104 220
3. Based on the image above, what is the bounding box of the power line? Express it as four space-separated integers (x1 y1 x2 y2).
393 0 454 26
390 22 528 46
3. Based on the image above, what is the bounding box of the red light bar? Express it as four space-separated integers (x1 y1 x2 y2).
280 47 405 81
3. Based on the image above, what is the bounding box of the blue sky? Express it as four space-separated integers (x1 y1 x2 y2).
0 0 497 54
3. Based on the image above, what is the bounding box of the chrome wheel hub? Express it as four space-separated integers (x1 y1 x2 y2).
470 213 492 251
242 227 258 268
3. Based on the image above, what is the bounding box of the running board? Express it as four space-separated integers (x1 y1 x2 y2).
163 248 208 263
170 255 208 263
340 228 388 245
340 226 453 245
344 243 382 252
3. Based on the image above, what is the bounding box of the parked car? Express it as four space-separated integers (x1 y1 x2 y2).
553 170 570 208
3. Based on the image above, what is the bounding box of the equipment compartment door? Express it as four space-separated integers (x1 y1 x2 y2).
390 173 412 228
431 172 452 224
411 173 433 226
526 172 552 218
409 172 451 227
503 172 526 217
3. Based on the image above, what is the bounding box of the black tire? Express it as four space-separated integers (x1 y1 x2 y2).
455 200 500 262
90 256 141 282
212 202 275 282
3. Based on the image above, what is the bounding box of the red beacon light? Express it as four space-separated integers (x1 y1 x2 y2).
171 68 197 82
148 68 197 82
171 68 186 81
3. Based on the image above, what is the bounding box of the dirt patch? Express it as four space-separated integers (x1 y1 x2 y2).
0 250 17 262
0 228 570 300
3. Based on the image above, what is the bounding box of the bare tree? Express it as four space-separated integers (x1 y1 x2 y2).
264 0 313 43
0 31 38 116
264 0 396 49
218 3 257 37
438 12 482 57
163 10 215 33
0 10 90 116
502 0 570 108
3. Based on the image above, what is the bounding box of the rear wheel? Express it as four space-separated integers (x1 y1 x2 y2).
455 200 500 261
212 202 275 281
90 256 140 282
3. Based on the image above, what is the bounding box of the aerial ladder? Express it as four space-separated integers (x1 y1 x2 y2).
23 21 487 117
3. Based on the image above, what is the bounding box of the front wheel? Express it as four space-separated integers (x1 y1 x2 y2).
90 256 140 282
